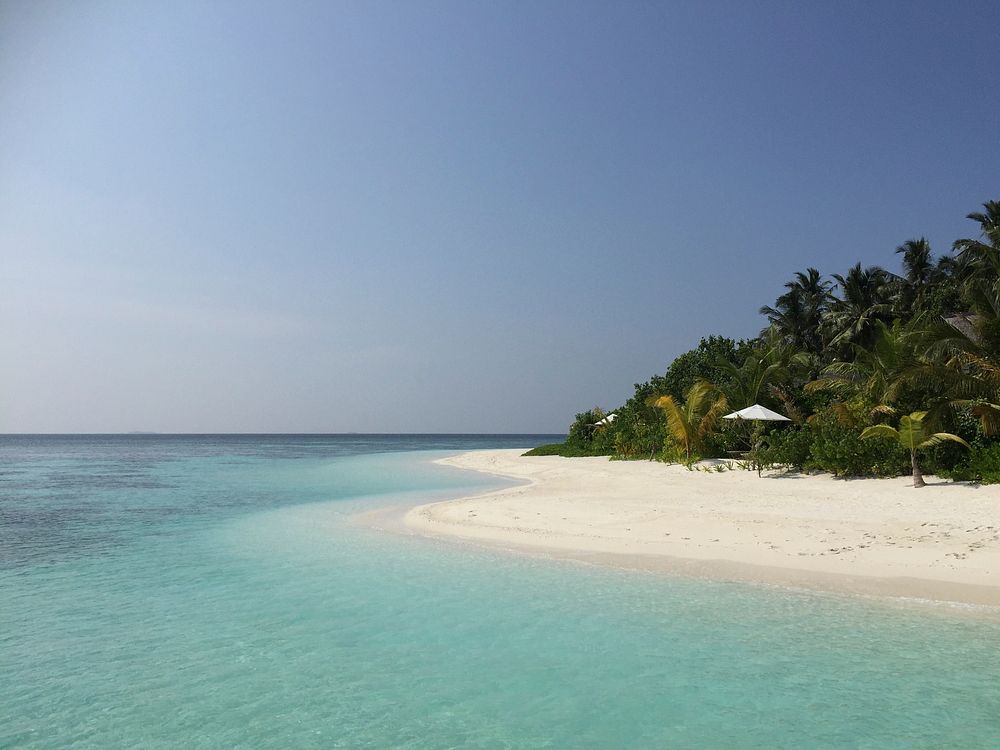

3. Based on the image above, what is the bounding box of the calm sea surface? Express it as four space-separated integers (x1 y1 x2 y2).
2 434 999 749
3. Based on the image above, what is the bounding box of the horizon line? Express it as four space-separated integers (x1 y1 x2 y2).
0 431 567 437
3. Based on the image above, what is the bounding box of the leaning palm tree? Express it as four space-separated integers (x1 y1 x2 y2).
651 380 728 464
860 411 969 488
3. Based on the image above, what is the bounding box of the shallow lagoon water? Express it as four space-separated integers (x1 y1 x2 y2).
3 435 1000 748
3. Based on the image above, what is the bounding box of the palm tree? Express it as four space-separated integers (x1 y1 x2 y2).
959 359 1000 435
953 201 1000 309
805 320 932 416
718 328 809 410
925 298 1000 435
954 201 1000 263
895 238 934 314
860 411 969 488
926 204 1000 432
651 380 728 464
897 238 934 285
760 268 831 353
759 292 809 347
824 263 896 351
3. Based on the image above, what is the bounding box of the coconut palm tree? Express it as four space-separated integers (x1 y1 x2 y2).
759 292 809 348
895 238 935 314
954 201 1000 263
897 238 934 286
925 211 1000 433
824 263 897 351
806 320 933 416
953 201 1000 309
717 329 810 410
651 380 728 464
760 268 832 353
924 296 1000 435
860 411 969 488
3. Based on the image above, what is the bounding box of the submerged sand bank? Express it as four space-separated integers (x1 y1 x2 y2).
403 449 1000 606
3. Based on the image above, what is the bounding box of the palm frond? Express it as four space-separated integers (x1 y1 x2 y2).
919 433 971 450
859 424 898 441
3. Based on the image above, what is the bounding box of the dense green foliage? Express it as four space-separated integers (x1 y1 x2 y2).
810 418 908 478
522 442 598 458
757 425 814 470
651 381 729 464
939 443 1000 484
525 408 616 457
859 411 970 487
962 444 1000 484
545 201 1000 482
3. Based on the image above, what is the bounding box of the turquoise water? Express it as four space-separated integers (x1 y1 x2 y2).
3 435 1000 748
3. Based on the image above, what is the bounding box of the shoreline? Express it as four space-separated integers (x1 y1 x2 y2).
397 449 1000 608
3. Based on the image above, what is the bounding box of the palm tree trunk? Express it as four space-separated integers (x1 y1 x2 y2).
911 450 925 488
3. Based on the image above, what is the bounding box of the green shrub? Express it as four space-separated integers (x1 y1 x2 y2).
550 408 615 457
920 407 983 475
523 443 598 458
968 443 1000 483
759 426 814 470
655 437 693 465
523 407 617 458
610 411 659 460
939 442 1000 483
807 418 908 477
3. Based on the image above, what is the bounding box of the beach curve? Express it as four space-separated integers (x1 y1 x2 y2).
403 449 1000 607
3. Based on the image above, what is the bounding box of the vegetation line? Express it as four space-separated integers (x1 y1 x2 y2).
528 201 1000 486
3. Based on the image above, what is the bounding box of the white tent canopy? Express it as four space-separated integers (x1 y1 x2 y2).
592 412 616 426
722 404 791 421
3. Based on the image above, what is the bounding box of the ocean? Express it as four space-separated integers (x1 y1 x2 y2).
2 434 999 749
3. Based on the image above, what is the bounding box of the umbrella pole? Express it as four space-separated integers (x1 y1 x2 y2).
751 422 766 477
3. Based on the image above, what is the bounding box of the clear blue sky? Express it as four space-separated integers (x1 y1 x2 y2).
2 0 997 433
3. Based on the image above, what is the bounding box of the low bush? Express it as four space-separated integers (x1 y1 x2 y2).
758 426 814 470
528 408 617 458
939 442 1000 484
919 407 983 475
807 417 908 477
610 411 659 460
655 438 693 465
968 443 1000 483
522 443 597 457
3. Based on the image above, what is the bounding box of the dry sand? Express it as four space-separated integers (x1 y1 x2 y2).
403 449 1000 606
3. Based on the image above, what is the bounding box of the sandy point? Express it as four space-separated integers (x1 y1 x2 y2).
400 449 1000 608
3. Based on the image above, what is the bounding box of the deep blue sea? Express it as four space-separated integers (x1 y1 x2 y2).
2 434 1000 749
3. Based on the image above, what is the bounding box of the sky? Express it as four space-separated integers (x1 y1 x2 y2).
1 0 998 433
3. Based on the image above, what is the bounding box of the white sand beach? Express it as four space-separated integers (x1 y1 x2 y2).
404 449 1000 606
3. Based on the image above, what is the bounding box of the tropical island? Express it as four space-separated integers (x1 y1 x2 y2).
403 202 1000 606
529 200 1000 486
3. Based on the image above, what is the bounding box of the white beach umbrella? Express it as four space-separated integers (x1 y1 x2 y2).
722 404 791 421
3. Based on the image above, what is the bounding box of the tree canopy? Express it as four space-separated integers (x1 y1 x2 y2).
536 200 1000 483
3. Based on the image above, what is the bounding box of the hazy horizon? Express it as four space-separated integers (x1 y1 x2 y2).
3 1 998 433
0 431 565 436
